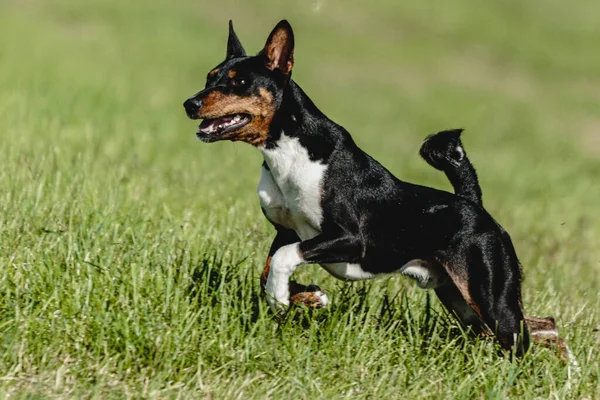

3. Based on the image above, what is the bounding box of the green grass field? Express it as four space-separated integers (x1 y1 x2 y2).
1 0 599 398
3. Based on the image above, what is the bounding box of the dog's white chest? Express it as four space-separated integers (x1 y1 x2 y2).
258 134 327 240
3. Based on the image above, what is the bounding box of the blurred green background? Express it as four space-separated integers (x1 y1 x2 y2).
1 0 599 397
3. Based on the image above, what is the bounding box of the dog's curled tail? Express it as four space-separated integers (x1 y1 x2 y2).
419 129 482 206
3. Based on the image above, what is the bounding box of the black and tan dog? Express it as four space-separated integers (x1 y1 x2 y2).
183 20 573 359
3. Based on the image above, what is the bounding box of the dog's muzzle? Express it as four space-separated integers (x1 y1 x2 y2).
183 97 202 119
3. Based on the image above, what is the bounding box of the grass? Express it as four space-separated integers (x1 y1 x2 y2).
1 0 599 397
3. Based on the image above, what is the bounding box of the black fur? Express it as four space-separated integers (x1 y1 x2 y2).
226 20 246 59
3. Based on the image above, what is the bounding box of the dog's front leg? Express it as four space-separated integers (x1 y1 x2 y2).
266 233 361 314
261 228 299 292
262 228 330 310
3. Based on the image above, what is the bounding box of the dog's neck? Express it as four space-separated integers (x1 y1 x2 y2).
261 80 352 153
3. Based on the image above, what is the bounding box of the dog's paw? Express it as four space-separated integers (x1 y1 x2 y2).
290 285 330 308
313 290 330 307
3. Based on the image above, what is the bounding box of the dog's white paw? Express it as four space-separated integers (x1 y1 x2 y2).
306 285 330 307
314 290 329 307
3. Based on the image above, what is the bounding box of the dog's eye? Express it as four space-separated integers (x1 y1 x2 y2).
232 77 247 87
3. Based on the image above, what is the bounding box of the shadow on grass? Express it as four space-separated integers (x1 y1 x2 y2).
188 249 262 328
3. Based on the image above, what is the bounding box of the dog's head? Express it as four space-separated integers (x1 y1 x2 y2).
183 20 295 146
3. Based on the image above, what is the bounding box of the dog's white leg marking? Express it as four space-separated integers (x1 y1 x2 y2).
265 243 305 313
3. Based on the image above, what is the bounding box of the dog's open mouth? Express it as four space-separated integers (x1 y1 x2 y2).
197 114 251 140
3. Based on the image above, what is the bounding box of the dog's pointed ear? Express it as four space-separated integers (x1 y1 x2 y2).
261 20 294 78
226 20 246 59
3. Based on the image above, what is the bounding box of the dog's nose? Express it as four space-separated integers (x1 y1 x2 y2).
183 97 202 119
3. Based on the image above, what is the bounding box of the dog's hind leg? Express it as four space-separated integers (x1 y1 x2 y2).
441 236 530 356
261 227 329 308
524 315 578 367
437 282 576 365
438 253 575 362
434 283 489 336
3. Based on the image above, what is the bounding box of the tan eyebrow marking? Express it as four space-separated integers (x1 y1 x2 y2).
208 68 219 77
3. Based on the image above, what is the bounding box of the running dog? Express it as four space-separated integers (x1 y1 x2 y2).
183 20 572 359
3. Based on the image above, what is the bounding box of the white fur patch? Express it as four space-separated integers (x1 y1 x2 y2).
531 330 559 337
259 133 326 240
322 262 374 281
265 243 305 313
455 145 465 161
400 259 447 289
258 166 292 228
314 291 330 307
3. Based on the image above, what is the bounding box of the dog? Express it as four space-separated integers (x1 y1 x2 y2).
183 20 573 359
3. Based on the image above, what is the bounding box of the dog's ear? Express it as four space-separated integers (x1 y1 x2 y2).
226 20 246 59
261 20 294 79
